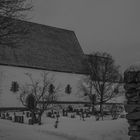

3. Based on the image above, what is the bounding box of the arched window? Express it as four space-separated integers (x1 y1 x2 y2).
10 81 19 93
49 84 55 94
65 84 72 94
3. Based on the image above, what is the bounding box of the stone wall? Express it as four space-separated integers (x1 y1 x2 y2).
124 66 140 140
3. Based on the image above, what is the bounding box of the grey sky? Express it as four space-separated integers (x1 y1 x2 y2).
31 0 140 72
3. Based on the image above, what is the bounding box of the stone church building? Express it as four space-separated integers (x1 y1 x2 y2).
0 20 89 107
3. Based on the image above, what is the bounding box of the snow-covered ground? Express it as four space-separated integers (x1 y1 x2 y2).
0 115 129 140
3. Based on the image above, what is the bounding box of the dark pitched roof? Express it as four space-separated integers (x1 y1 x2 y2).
0 19 88 74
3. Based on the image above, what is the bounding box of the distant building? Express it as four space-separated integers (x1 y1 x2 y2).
0 19 89 107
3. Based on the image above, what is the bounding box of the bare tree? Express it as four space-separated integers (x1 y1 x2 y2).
19 72 61 125
0 0 32 47
80 52 122 120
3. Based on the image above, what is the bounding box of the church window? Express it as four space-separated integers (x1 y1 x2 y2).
10 81 19 93
65 84 72 94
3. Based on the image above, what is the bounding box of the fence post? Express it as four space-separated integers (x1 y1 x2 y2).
124 64 140 140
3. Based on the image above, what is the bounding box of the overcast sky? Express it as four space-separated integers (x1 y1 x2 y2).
30 0 140 72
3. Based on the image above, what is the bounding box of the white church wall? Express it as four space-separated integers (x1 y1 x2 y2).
0 65 86 107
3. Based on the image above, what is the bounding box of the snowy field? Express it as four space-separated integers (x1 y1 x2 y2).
0 115 129 140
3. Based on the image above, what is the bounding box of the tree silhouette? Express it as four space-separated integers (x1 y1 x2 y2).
80 52 122 120
19 72 61 124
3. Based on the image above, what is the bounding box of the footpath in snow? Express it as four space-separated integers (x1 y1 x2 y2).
0 116 129 140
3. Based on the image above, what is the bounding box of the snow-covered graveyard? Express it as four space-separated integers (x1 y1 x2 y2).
0 109 129 140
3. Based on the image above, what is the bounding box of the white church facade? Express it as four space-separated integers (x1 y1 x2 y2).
0 20 89 107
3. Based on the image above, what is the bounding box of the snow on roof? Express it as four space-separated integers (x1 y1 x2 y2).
125 62 140 72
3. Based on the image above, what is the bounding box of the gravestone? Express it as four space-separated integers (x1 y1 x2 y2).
124 63 140 140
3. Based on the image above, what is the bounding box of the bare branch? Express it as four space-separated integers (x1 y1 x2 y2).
80 52 122 119
18 72 61 124
0 0 32 47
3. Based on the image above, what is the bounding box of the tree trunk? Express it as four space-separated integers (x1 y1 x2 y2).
31 110 37 124
100 95 104 120
92 105 95 115
37 111 44 125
